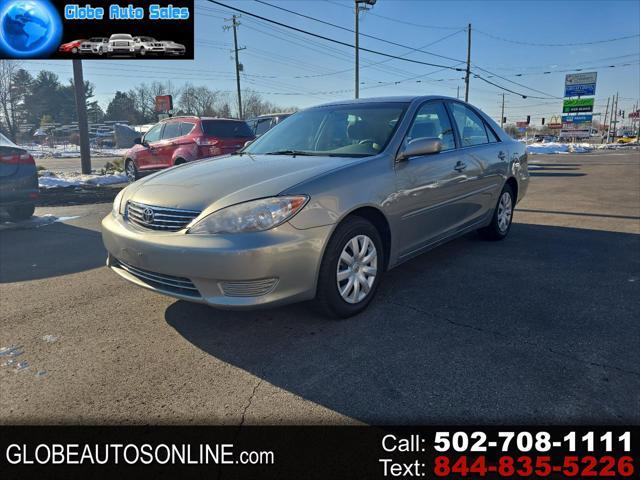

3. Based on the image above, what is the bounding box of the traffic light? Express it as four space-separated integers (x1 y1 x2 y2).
503 117 507 124
541 118 545 125
526 115 530 125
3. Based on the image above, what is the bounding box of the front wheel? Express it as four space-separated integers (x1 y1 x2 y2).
125 160 139 182
6 204 35 221
479 183 514 240
315 216 383 318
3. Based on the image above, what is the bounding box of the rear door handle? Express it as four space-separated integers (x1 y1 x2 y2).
498 151 506 161
454 161 467 172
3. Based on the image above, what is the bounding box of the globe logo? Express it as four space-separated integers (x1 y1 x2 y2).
0 0 62 58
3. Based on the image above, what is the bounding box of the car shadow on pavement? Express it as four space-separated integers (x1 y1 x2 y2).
0 219 104 283
165 223 640 424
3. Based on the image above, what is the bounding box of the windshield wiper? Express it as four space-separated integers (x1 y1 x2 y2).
263 150 316 156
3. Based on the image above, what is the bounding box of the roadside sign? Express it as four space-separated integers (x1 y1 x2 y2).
562 114 592 124
565 84 596 97
516 121 528 128
548 123 562 129
518 127 526 133
560 129 590 138
565 72 597 86
629 110 640 119
563 98 594 113
155 95 173 113
564 72 597 98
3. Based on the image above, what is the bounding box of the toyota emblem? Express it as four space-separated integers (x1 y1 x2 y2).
142 207 155 224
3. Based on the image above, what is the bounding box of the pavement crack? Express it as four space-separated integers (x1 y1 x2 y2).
389 300 640 379
239 378 262 427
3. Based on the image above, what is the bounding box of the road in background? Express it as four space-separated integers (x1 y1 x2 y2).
1 151 638 425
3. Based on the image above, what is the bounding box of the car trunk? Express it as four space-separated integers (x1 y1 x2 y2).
0 135 25 177
200 120 254 156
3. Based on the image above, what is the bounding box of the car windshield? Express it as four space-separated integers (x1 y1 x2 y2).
201 120 254 138
111 35 131 40
138 37 154 41
244 103 407 157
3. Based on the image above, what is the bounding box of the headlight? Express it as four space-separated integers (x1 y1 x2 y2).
112 189 125 217
188 195 308 234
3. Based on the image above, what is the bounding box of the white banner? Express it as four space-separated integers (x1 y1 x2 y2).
565 72 597 86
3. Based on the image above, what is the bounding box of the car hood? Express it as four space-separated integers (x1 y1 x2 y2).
123 154 351 213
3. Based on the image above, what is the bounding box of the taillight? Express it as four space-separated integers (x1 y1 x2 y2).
0 153 34 165
194 136 219 146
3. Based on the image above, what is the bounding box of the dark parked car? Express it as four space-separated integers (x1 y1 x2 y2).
246 113 292 137
124 117 255 181
0 133 38 220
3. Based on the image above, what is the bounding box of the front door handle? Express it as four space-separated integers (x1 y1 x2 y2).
454 161 467 172
498 150 506 161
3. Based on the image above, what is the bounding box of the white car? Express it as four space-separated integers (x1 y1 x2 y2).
132 36 165 56
80 37 108 55
108 34 135 56
161 40 186 56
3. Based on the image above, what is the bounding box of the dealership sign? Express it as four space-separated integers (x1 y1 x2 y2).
563 98 594 113
560 129 591 138
564 72 597 97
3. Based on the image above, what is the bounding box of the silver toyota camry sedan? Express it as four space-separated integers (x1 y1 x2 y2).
102 96 528 317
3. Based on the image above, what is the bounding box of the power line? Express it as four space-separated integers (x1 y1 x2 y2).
323 0 463 30
253 0 465 65
474 29 640 47
204 0 466 71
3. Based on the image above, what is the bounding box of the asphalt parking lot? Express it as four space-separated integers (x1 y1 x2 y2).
1 151 638 425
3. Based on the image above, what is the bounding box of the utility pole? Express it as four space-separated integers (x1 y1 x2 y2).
224 15 244 119
354 0 376 99
500 93 505 128
464 23 471 102
602 96 610 143
355 1 359 99
456 85 460 100
72 59 91 174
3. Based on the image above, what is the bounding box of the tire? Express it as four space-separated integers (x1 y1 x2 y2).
7 204 35 221
125 159 139 182
139 48 146 56
97 47 104 56
479 183 515 240
315 216 384 318
72 47 78 54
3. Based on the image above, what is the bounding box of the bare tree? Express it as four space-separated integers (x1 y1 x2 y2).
0 60 21 141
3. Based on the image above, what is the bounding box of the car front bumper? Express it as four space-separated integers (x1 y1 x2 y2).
101 213 332 309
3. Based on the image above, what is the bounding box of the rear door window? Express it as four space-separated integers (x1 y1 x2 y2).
180 122 196 135
161 122 181 140
449 102 489 147
201 120 254 138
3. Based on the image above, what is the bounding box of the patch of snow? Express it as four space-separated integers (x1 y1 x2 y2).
18 143 129 159
38 170 128 189
526 142 595 154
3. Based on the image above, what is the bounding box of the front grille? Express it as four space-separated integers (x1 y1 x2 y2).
126 201 200 232
219 278 278 297
114 41 130 47
113 259 200 298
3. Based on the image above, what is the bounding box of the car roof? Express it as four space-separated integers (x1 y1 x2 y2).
159 116 245 123
312 95 459 108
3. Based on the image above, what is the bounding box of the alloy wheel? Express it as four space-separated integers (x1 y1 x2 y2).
336 234 378 304
497 191 513 233
125 162 136 182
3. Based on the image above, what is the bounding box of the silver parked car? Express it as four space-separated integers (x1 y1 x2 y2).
102 96 528 317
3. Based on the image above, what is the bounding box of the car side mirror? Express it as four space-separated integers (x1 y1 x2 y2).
244 140 254 148
396 137 442 161
133 137 142 145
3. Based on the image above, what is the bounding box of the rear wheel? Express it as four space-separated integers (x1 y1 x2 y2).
71 47 78 54
125 160 139 182
479 183 514 240
315 216 383 318
139 47 146 56
7 204 35 221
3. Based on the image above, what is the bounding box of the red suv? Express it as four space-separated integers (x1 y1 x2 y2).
124 117 255 181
